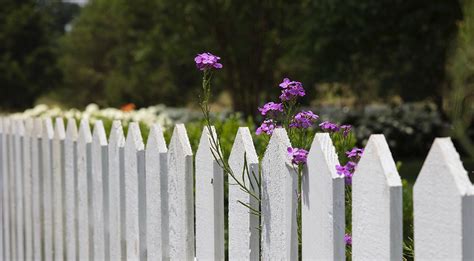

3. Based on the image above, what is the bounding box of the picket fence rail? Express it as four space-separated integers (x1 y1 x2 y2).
0 116 473 260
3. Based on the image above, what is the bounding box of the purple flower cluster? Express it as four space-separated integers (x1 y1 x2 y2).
346 147 364 159
194 52 223 71
336 147 364 185
256 119 278 135
344 234 352 245
287 147 309 165
279 78 305 101
258 102 283 116
341 125 352 137
290 111 319 129
319 121 340 132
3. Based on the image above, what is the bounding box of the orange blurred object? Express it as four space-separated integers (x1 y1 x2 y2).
121 103 136 112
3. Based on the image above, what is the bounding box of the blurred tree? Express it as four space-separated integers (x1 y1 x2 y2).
59 0 461 116
0 0 79 110
445 0 474 159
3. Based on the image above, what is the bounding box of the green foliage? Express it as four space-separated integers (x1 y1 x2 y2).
445 0 474 159
0 0 60 110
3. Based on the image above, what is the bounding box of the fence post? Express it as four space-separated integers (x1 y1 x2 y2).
32 118 43 260
91 120 108 260
108 120 125 261
77 119 92 260
124 122 145 260
9 119 17 261
196 126 224 260
65 119 78 261
145 123 168 260
302 133 345 260
261 128 298 260
23 118 34 261
0 117 10 261
53 118 66 261
352 134 403 260
414 138 474 260
167 124 194 260
228 127 260 260
14 119 25 260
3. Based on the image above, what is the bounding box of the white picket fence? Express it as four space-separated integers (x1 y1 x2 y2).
0 116 473 260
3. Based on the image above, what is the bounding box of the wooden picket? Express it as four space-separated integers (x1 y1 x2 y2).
261 128 298 260
0 116 473 261
77 119 92 260
124 122 145 260
53 118 66 261
145 123 168 260
196 126 225 260
302 133 345 260
414 138 474 260
108 120 125 261
64 119 78 261
228 127 259 260
352 134 403 260
167 124 194 260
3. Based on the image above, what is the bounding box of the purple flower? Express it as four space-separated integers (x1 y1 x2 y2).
287 147 309 165
345 234 352 245
256 119 278 135
341 125 352 137
319 121 340 132
258 102 284 116
278 78 305 101
290 111 319 129
194 52 223 71
336 161 357 185
346 147 364 160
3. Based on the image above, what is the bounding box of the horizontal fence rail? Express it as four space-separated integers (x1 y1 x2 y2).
0 116 473 260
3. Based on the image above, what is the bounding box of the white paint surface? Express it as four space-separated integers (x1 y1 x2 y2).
53 118 66 261
352 134 403 260
1 118 11 261
124 123 144 260
261 128 298 260
91 120 107 260
228 127 260 260
31 118 43 260
302 133 345 260
167 124 194 260
23 118 34 261
77 119 92 260
14 120 25 260
196 126 225 260
108 120 125 261
414 138 474 260
65 119 78 261
42 118 55 260
145 124 168 260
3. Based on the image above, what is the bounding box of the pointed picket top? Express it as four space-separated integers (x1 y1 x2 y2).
124 122 145 260
93 120 107 146
15 119 25 136
261 128 298 261
147 123 167 152
352 134 402 260
108 120 125 261
196 126 219 159
167 124 194 260
228 127 260 260
42 117 54 140
78 118 92 144
169 123 192 156
125 122 144 150
54 118 66 140
66 119 78 141
109 120 125 148
32 118 42 138
302 133 345 260
145 123 168 260
414 138 474 260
